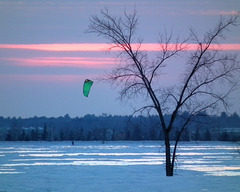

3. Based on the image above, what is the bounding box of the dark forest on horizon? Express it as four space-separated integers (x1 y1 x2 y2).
0 112 240 142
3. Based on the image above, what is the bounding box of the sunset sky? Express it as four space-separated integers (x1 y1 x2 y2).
0 0 240 118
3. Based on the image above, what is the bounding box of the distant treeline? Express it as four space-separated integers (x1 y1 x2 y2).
0 112 240 142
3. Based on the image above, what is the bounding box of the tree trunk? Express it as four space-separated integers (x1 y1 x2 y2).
165 135 173 176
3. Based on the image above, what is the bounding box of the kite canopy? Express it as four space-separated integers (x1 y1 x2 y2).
83 79 93 97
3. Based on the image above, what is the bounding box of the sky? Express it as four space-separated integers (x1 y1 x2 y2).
0 0 240 118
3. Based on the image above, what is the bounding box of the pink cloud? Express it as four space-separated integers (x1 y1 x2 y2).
136 43 240 51
187 10 239 16
0 74 91 84
220 11 239 15
5 57 115 68
0 43 240 52
185 44 240 51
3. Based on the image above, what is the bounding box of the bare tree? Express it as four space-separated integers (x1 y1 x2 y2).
88 8 240 176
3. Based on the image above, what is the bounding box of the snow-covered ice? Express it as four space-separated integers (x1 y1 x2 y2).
0 141 239 192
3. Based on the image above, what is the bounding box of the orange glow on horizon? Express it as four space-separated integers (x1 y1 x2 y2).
0 43 240 51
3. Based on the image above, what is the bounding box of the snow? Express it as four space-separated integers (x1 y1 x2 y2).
0 141 239 192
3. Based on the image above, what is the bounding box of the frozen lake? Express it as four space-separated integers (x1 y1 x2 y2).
0 141 240 192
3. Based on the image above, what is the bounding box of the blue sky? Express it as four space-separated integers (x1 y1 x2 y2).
0 0 240 117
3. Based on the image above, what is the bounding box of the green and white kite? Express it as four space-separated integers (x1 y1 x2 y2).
83 79 93 97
